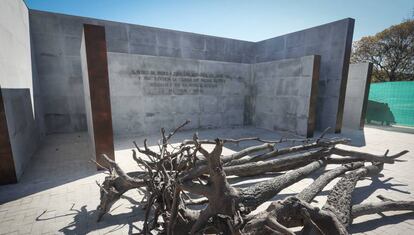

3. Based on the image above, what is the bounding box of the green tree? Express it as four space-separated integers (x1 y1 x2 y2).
351 19 414 82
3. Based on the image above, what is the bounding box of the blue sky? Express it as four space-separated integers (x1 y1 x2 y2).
24 0 413 42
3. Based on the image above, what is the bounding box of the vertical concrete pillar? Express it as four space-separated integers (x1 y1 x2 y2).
0 88 17 184
342 62 373 130
81 24 115 169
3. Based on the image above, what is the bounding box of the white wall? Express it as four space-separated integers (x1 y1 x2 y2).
0 0 39 179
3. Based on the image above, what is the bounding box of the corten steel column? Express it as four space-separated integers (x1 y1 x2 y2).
0 88 17 184
81 24 115 169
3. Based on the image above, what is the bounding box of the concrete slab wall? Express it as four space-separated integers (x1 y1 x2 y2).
108 53 250 136
29 10 254 134
343 63 373 130
252 55 320 137
254 18 354 133
0 0 40 182
28 10 354 136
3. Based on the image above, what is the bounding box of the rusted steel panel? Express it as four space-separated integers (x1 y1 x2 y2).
0 88 17 184
307 55 321 138
82 24 115 169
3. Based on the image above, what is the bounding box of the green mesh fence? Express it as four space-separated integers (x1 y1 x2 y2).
366 81 414 127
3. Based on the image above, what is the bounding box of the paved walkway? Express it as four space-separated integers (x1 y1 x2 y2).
0 126 413 234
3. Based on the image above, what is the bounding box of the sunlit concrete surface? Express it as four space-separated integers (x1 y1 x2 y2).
0 126 413 234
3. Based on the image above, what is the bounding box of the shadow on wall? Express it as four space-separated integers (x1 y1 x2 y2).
365 100 396 126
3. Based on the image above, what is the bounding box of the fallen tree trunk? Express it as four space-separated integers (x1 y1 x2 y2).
91 121 411 235
242 152 409 234
237 159 327 209
297 162 365 203
331 147 408 164
180 147 331 180
352 195 414 218
226 138 349 166
321 163 384 227
224 148 331 177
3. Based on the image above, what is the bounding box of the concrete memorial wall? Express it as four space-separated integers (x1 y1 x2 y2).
252 56 320 137
29 10 354 136
107 53 321 137
343 63 373 130
108 53 249 135
29 10 253 134
254 18 355 133
0 0 360 182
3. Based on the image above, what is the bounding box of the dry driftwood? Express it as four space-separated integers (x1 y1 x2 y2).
93 121 411 234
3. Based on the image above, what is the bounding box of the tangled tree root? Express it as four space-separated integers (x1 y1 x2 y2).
93 121 410 234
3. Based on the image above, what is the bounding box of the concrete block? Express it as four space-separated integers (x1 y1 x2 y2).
223 96 245 111
35 55 66 77
205 37 226 52
65 57 83 77
173 95 200 114
253 55 319 137
29 10 61 34
286 31 306 49
32 33 64 57
59 15 87 36
304 24 332 46
343 63 372 130
181 48 205 60
199 96 219 113
101 23 128 53
200 113 222 129
276 58 303 77
255 36 285 56
112 111 145 136
128 25 156 46
205 50 225 61
223 109 244 127
254 18 354 133
63 35 82 56
157 46 182 58
156 30 181 48
180 33 205 50
284 46 305 60
298 77 313 97
44 113 86 133
129 43 157 55
41 95 69 114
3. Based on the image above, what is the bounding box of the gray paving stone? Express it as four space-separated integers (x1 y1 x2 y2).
0 126 413 234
